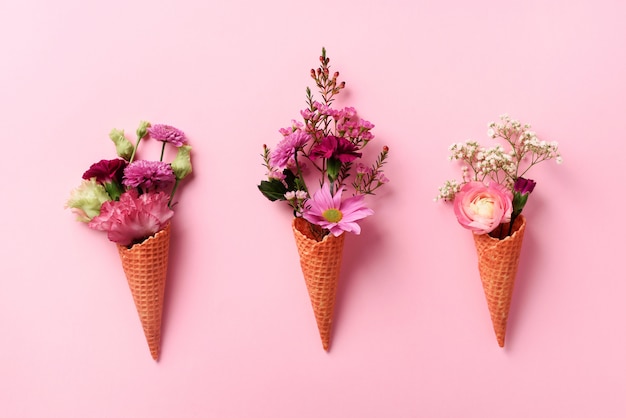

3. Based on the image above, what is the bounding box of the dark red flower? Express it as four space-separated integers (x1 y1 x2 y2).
514 177 537 195
82 159 127 184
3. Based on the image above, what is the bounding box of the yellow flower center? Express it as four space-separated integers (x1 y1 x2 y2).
470 196 495 218
322 208 343 223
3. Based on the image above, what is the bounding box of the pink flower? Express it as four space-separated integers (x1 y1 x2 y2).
89 190 173 246
303 183 374 236
123 160 175 193
278 120 305 136
453 181 513 234
310 135 362 163
147 124 186 147
270 131 310 169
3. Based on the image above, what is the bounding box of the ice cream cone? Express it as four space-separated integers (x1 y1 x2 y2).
473 215 526 347
292 217 345 351
116 222 171 360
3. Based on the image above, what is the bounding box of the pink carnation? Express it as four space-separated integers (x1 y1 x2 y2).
310 135 362 163
89 190 173 246
453 181 513 234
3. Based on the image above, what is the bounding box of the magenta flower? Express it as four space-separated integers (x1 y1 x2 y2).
311 135 362 163
269 131 310 169
89 190 174 246
453 181 513 234
123 160 175 193
82 159 127 184
303 183 374 236
147 124 186 147
514 177 536 195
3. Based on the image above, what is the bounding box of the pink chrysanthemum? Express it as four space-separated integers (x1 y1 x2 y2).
123 160 175 193
89 190 173 246
147 124 186 147
270 131 310 169
303 183 374 236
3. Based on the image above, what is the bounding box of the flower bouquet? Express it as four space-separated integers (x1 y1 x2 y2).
258 48 390 351
437 114 561 347
67 121 192 360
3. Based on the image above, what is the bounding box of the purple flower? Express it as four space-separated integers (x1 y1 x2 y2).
82 159 127 184
123 160 175 193
147 124 186 147
310 135 362 163
514 177 536 195
269 131 310 169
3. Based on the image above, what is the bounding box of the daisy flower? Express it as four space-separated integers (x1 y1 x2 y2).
303 183 373 237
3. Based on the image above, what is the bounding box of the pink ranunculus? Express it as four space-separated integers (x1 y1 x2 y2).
453 181 513 234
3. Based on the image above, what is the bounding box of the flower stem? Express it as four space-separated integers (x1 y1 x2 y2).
160 142 166 162
129 138 141 164
168 178 180 208
508 213 518 236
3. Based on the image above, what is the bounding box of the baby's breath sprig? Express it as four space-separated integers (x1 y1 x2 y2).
437 114 562 202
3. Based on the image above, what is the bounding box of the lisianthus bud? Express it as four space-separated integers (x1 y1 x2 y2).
514 177 536 195
66 178 111 222
109 129 134 160
136 121 151 140
171 145 192 180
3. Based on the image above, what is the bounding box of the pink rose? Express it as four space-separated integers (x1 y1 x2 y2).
453 181 513 234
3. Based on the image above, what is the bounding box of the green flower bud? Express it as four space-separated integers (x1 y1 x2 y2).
171 145 192 180
66 178 111 222
109 129 134 160
136 120 151 140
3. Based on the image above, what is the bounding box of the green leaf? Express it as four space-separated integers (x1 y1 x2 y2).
327 158 341 182
258 179 287 201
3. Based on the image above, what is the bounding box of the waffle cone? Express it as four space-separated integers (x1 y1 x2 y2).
116 223 171 360
292 218 345 351
472 215 526 347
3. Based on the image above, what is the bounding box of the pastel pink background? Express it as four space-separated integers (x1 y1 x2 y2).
1 0 624 416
